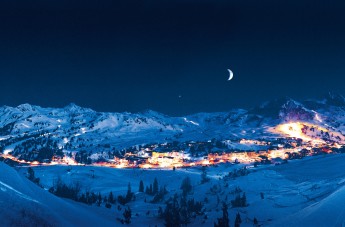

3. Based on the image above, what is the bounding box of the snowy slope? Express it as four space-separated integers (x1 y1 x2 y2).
287 185 345 226
271 154 345 227
0 162 116 226
12 153 345 227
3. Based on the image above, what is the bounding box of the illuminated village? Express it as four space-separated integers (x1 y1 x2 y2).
2 121 344 169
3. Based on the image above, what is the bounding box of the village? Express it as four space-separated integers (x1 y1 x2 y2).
1 121 344 170
1 134 342 170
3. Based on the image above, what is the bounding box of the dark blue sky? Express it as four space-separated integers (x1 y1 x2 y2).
1 0 345 115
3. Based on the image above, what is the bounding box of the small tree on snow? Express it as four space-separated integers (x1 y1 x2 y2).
153 178 159 195
108 191 115 204
123 206 132 224
181 177 192 196
253 217 259 226
139 180 144 192
28 167 35 181
235 212 242 227
201 166 210 184
214 202 229 227
231 193 247 207
27 167 40 185
125 183 133 202
164 194 181 227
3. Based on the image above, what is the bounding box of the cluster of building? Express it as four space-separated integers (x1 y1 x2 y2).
1 121 344 169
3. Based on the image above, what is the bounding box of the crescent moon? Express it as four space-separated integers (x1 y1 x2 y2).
227 69 234 81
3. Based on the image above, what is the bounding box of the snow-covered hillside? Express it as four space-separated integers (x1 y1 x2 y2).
0 162 117 226
10 153 345 227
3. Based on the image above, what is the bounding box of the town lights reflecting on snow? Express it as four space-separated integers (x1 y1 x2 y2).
1 121 344 169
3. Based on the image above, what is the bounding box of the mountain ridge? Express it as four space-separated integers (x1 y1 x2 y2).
1 93 345 161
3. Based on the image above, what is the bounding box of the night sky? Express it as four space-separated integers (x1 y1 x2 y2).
1 0 345 116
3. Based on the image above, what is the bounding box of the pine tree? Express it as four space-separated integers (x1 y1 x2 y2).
231 192 247 208
241 193 247 207
97 192 102 206
180 204 189 226
153 178 159 195
164 194 181 227
28 167 35 181
27 167 40 185
180 196 190 225
214 202 229 227
180 177 192 196
149 184 153 195
79 194 87 204
253 217 258 226
123 206 132 224
139 180 144 192
125 183 133 202
108 191 115 204
235 212 242 227
201 166 210 184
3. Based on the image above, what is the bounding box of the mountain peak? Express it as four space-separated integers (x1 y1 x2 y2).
65 102 80 109
281 99 303 109
279 99 314 122
250 97 316 122
16 103 37 112
64 103 95 114
141 109 167 118
64 103 83 111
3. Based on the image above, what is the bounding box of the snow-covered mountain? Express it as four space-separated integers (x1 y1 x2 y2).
1 93 345 159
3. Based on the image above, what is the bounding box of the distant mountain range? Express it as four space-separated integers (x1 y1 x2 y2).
1 92 345 159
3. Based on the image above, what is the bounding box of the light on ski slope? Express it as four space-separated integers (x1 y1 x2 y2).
275 122 326 144
314 113 323 123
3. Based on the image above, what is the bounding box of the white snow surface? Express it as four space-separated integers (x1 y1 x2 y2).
0 162 116 227
5 153 345 226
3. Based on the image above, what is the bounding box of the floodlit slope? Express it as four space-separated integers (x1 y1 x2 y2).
0 162 115 227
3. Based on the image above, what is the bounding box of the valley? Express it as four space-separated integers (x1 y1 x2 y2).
2 93 345 226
